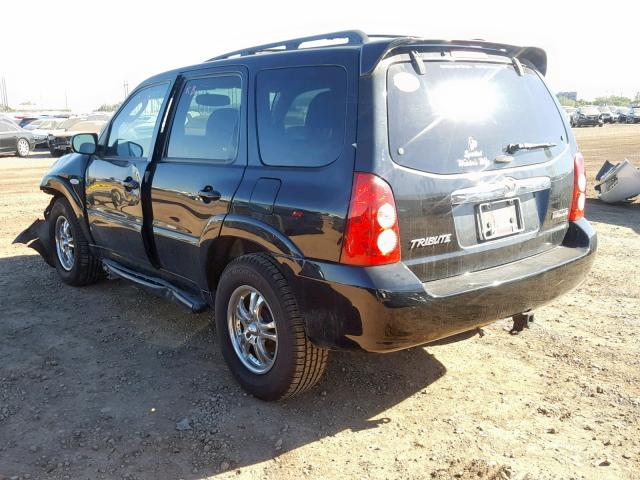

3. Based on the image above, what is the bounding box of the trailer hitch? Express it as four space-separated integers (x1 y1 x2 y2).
509 311 534 335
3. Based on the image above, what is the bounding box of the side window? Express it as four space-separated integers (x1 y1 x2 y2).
256 66 347 167
166 75 241 162
105 83 169 158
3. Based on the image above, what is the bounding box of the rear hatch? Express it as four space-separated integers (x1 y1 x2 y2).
377 48 574 282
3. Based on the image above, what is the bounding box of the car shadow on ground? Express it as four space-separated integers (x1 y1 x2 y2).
28 151 54 159
585 197 640 234
0 253 447 479
0 151 52 160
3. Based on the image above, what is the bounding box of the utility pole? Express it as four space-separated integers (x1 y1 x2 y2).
0 77 8 110
123 80 129 100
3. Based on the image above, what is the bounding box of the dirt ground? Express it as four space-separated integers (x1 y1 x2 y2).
1 125 638 480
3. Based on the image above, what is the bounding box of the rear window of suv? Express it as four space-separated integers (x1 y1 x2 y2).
256 66 347 167
387 60 567 174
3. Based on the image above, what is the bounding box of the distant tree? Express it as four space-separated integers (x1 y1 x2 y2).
593 95 633 106
96 102 121 112
634 92 640 104
557 96 576 107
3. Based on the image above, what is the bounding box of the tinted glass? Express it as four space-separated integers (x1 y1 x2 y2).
167 75 241 161
106 83 169 158
387 61 567 174
256 66 347 167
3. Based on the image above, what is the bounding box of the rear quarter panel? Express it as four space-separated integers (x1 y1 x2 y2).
229 49 361 263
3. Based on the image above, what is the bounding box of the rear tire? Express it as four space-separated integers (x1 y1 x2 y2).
215 253 328 401
49 198 102 286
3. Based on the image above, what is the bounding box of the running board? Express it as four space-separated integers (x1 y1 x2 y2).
102 259 209 313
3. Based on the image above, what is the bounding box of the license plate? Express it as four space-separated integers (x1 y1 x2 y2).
477 198 524 241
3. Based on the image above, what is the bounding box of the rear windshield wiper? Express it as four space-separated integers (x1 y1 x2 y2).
504 142 557 154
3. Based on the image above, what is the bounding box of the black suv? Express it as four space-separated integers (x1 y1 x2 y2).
17 31 596 400
571 106 604 127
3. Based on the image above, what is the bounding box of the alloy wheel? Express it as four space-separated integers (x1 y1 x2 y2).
54 216 75 271
227 285 278 374
17 139 29 156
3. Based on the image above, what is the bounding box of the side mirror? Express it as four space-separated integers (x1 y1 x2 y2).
71 133 98 155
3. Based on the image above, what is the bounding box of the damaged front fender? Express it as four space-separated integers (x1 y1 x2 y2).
13 198 56 267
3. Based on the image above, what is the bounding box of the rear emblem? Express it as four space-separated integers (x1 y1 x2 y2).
459 136 489 168
552 208 569 219
410 234 452 249
467 136 478 153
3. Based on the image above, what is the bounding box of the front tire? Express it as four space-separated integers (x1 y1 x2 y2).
215 253 328 401
16 138 30 157
49 198 102 286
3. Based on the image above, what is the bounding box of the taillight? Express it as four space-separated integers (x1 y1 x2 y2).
341 172 401 266
569 152 586 221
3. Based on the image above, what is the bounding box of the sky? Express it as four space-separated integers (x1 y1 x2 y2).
1 0 638 111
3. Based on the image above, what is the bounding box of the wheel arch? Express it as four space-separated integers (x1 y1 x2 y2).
41 175 94 245
200 215 304 293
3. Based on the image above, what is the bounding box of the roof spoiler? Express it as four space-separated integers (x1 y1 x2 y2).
360 38 547 76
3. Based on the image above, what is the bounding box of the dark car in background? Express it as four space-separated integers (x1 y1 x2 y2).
626 106 640 123
0 118 37 156
615 107 630 123
16 31 596 400
571 106 603 127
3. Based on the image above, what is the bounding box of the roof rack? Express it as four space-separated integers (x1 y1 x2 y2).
206 30 370 62
204 32 548 77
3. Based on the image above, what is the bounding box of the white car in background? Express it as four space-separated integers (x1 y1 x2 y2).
23 118 66 146
47 119 107 156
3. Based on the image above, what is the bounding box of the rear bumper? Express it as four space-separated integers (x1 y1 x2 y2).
294 218 596 352
577 118 601 126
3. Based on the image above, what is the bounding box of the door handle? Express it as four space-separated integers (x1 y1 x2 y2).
122 177 139 191
198 186 221 203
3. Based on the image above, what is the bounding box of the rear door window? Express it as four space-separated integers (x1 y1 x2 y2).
167 75 242 162
387 60 567 174
256 66 347 167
